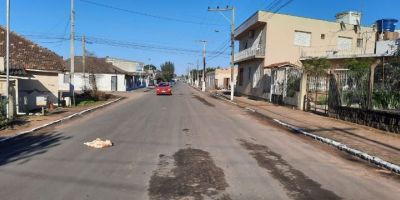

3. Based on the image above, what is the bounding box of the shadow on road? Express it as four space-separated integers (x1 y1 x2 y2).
0 131 71 166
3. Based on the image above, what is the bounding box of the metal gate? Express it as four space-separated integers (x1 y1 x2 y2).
306 75 329 114
111 76 117 91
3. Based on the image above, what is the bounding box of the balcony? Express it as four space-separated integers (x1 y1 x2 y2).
234 48 265 63
300 47 373 59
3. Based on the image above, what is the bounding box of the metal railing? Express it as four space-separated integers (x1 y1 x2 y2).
234 47 265 62
300 47 372 59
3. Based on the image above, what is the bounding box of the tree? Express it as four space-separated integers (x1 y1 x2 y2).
302 58 331 76
144 64 157 71
160 61 175 81
336 58 373 109
302 58 331 108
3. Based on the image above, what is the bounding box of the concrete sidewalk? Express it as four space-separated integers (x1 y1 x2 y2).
215 91 400 166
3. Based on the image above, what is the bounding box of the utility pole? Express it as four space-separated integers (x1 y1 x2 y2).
208 6 235 101
196 59 200 88
5 0 10 119
187 62 193 85
198 40 207 92
70 0 75 106
82 35 86 89
188 64 192 85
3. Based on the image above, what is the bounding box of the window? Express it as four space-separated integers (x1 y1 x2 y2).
63 74 70 83
357 38 363 48
321 34 325 39
337 36 352 50
294 31 311 47
238 68 244 86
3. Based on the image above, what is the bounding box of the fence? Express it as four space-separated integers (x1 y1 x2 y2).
327 62 400 133
270 67 302 106
372 63 400 111
306 75 329 114
332 64 400 112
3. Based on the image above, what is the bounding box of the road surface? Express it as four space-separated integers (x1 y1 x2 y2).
0 83 399 200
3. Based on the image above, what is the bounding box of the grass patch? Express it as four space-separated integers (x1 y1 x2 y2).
77 100 105 107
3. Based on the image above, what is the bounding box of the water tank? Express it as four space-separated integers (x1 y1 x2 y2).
376 19 398 33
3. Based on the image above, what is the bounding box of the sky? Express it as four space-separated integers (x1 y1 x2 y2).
0 0 399 75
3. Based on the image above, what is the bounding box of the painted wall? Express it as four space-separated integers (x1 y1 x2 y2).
106 57 144 73
59 73 126 92
235 11 377 104
262 11 375 66
18 72 59 111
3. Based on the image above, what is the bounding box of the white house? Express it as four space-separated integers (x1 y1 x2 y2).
0 26 64 115
106 57 148 87
60 56 136 94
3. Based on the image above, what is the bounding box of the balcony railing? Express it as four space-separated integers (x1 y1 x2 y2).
234 47 265 63
300 47 372 59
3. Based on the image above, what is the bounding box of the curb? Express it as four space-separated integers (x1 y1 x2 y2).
210 91 400 174
0 97 122 143
273 119 400 174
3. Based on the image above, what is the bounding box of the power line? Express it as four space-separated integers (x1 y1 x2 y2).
266 0 294 20
21 33 230 57
208 44 229 61
265 0 283 11
79 0 225 26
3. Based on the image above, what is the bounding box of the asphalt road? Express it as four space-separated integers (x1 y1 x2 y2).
0 83 399 200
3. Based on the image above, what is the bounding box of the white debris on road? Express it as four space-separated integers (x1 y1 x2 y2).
84 138 113 148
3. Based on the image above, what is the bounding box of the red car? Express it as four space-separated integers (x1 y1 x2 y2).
156 82 172 95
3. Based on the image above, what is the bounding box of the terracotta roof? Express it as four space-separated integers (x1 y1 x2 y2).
0 26 64 74
65 56 133 75
264 62 299 68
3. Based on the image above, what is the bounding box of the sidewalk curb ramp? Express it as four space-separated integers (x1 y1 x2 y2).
204 89 400 174
0 98 122 143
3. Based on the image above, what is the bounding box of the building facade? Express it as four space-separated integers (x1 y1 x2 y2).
206 67 238 90
234 11 376 108
0 26 64 114
60 56 135 94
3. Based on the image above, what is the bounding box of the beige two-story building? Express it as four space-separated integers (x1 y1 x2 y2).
234 11 376 108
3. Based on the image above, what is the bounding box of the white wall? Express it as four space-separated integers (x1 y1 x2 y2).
59 73 126 92
106 58 144 73
376 40 400 55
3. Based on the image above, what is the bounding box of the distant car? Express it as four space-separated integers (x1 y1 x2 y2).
156 82 172 95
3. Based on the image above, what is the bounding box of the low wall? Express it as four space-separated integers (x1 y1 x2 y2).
329 107 400 134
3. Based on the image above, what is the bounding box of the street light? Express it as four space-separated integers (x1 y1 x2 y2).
208 6 235 101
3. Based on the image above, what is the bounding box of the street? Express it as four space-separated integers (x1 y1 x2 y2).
0 83 399 200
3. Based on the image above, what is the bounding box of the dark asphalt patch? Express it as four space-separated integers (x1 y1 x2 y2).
149 148 230 200
238 139 342 200
192 95 215 107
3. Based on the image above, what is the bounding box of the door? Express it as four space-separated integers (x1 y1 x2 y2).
111 76 117 91
224 78 229 89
